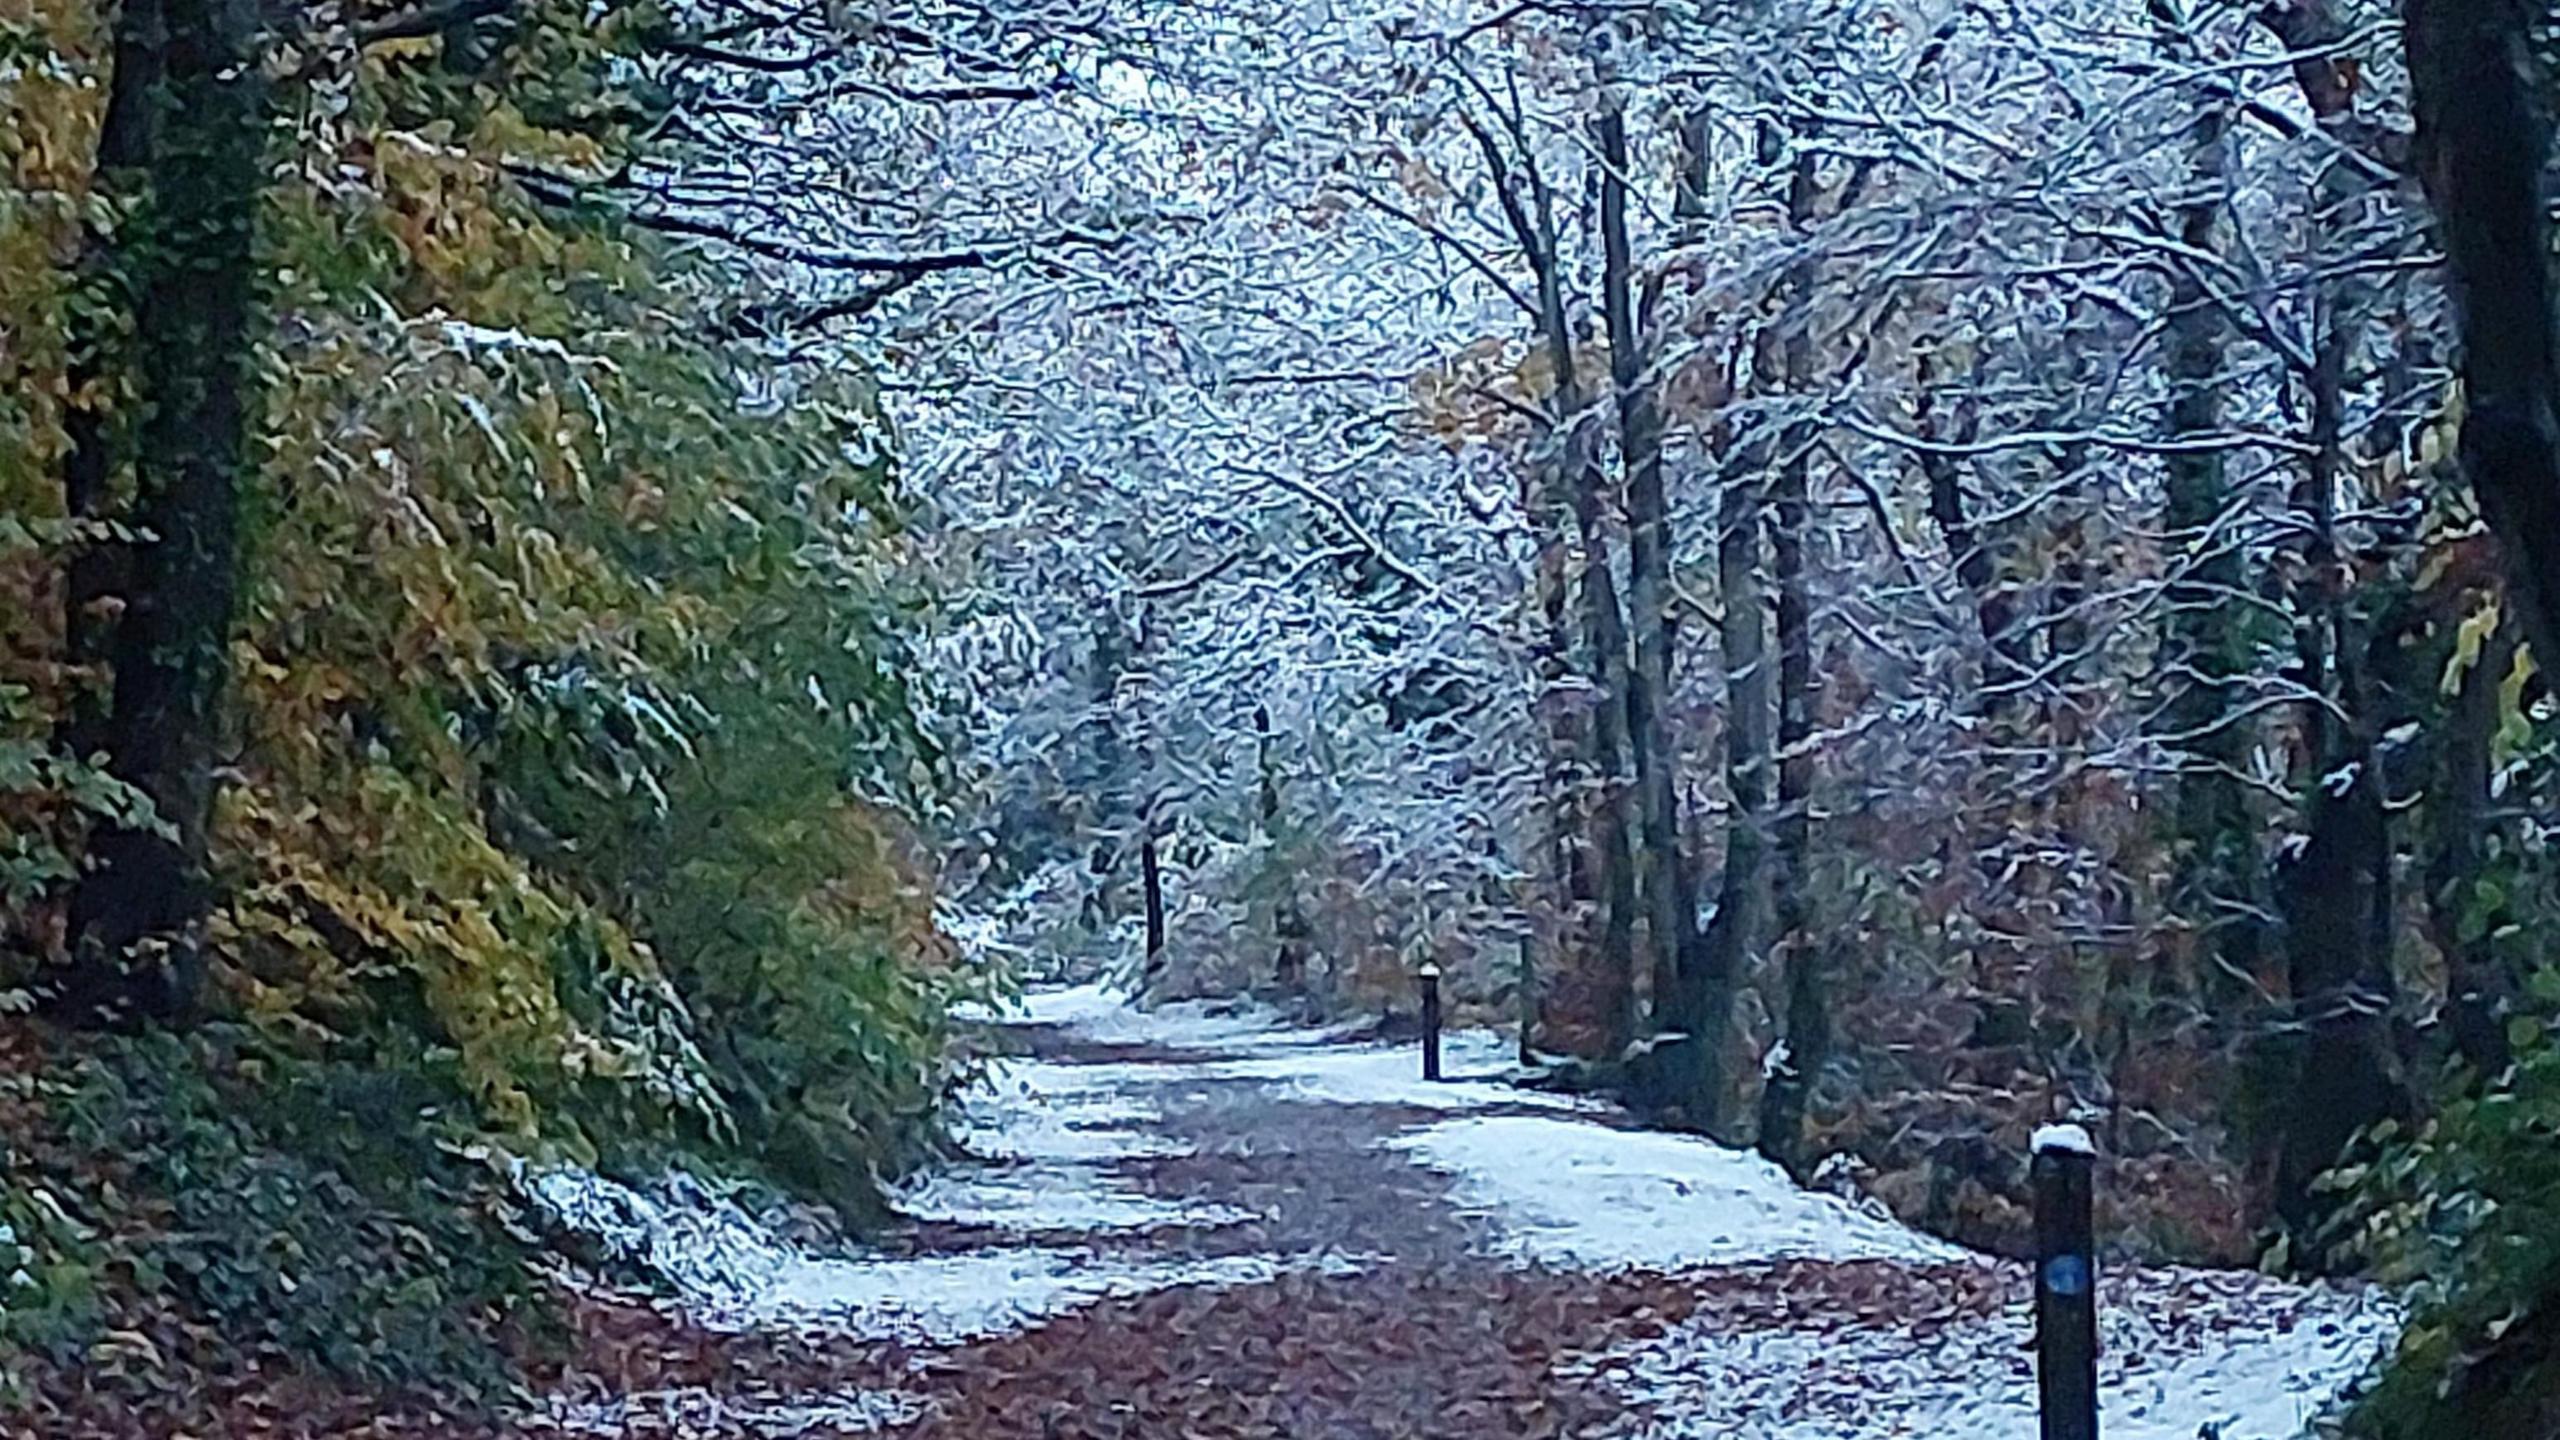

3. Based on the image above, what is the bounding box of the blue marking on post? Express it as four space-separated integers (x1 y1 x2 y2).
2042 1253 2091 1297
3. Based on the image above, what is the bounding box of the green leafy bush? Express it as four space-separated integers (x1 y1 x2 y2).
2340 965 2560 1436
5 1026 550 1409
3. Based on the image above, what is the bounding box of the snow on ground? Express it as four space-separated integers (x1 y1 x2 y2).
903 1050 1252 1232
524 986 1288 1350
1013 986 2397 1436
749 1246 1286 1344
972 981 1597 1114
529 1166 1281 1345
1203 1033 1601 1114
1392 1114 1968 1268
892 1162 1254 1233
956 982 1329 1049
951 1054 1192 1162
1590 1266 2398 1439
536 1386 924 1437
531 980 2401 1434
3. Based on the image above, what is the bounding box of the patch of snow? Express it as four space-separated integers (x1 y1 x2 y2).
1010 983 1373 1053
1595 1267 2397 1439
535 1386 922 1436
1012 981 1138 1029
527 1167 1280 1346
1390 1114 1969 1268
753 1246 1286 1345
1210 1032 1598 1113
527 1168 802 1315
2032 1123 2097 1156
973 984 1585 1118
955 1055 1193 1162
893 1162 1254 1234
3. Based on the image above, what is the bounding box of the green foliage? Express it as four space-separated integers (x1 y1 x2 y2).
86 1031 544 1394
0 700 162 914
0 0 980 1407
0 1026 550 1410
2335 663 2560 1433
195 0 975 1174
2338 982 2560 1434
0 1155 102 1391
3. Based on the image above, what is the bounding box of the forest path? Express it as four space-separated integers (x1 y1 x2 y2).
534 988 2397 1440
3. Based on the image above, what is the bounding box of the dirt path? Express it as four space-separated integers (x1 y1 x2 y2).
528 990 2399 1440
879 1015 1697 1438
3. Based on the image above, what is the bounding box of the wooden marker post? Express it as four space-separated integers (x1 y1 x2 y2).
2032 1123 2099 1440
1419 962 1443 1082
1517 933 1536 1069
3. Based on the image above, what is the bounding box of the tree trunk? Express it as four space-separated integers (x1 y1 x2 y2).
1756 146 1826 1169
2272 756 2402 1257
1698 435 1766 1138
2428 620 2518 1078
1527 152 1638 1058
1596 95 1692 1037
60 0 267 1027
1519 441 1583 1049
1693 127 1819 1140
2151 7 2261 1004
2399 0 2560 1101
1140 816 1166 981
1080 612 1130 934
1565 387 1641 1063
2402 0 2560 672
56 0 162 760
1257 704 1309 991
1915 345 2027 717
1515 466 1576 1035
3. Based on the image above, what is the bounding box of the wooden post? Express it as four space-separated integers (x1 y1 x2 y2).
1140 819 1166 982
2032 1124 2099 1440
1419 962 1443 1082
1517 931 1537 1068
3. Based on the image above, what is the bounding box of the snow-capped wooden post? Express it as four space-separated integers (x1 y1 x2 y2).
1419 961 1443 1081
2032 1123 2098 1440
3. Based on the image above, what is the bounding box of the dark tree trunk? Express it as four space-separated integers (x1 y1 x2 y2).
2428 621 2519 1078
59 0 267 1028
1080 613 1130 933
1694 127 1816 1140
2398 0 2560 1099
1756 421 1817 1165
1526 152 1638 1058
1517 442 1582 1050
2403 0 2560 673
1697 431 1766 1138
1596 95 1693 1038
2272 755 2403 1256
1914 346 2027 716
2150 12 2262 1003
1140 817 1166 981
1457 90 1624 1057
56 0 162 759
1756 146 1826 1169
2294 291 2352 768
2265 259 2406 1244
1563 380 1641 1062
1256 704 1308 991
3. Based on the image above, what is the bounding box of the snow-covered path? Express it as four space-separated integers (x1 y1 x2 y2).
532 986 2397 1439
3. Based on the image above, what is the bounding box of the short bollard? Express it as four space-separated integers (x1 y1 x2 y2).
1419 962 1443 1082
2032 1123 2099 1440
1516 934 1536 1069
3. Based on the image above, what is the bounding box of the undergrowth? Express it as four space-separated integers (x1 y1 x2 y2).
0 1022 552 1421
